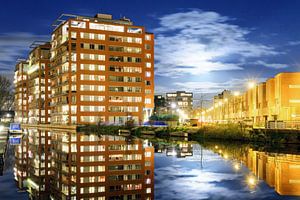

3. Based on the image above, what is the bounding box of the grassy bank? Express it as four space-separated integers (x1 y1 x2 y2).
190 124 300 144
78 123 300 144
190 124 251 142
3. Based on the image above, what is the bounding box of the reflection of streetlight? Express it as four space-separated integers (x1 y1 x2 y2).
233 163 240 171
223 153 228 159
246 175 257 188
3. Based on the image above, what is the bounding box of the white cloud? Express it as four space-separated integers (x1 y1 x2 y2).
154 10 283 77
254 60 287 69
0 32 49 72
287 41 300 46
173 78 267 94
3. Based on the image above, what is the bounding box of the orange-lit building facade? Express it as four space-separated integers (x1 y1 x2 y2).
203 72 300 128
14 61 29 124
207 143 300 196
27 43 51 124
50 14 154 125
245 148 300 196
14 127 154 200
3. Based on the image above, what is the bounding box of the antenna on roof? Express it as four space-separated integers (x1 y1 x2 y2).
52 13 78 28
29 41 49 49
16 58 27 63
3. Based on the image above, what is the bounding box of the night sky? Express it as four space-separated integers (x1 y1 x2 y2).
1 0 300 98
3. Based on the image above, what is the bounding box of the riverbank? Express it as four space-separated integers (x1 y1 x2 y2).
190 124 300 144
69 123 300 144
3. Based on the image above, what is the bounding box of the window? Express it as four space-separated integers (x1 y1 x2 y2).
146 62 151 68
146 71 151 77
145 35 151 40
90 23 124 32
145 98 151 104
146 54 151 59
145 151 151 157
127 27 142 34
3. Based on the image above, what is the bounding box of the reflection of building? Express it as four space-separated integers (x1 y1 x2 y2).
15 127 154 200
50 13 154 125
204 72 300 129
245 148 300 196
14 133 28 189
166 91 193 117
154 141 193 158
177 143 193 158
206 143 300 196
0 111 14 123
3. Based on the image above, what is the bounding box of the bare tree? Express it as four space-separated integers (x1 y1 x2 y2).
0 75 13 111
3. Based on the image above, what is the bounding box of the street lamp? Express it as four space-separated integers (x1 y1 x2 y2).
171 103 176 109
248 81 256 89
233 91 240 96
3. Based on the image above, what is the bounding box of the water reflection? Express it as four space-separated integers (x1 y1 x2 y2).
202 142 300 196
14 128 154 200
10 127 300 200
153 140 300 200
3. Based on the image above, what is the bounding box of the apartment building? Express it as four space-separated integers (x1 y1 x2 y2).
14 61 29 124
166 91 193 117
27 42 51 124
15 127 154 200
203 72 300 128
154 95 167 115
50 13 154 125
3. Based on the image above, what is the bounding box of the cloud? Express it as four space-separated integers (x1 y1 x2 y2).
154 10 283 77
173 78 267 94
287 41 300 46
254 60 288 69
0 32 49 73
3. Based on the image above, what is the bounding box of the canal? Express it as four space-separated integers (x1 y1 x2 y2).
153 140 300 200
0 127 300 200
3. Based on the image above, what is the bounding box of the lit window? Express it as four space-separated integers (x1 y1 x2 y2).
145 151 151 157
145 98 151 104
146 188 151 193
145 35 151 40
146 71 151 77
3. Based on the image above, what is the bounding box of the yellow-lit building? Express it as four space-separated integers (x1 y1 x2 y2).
202 72 300 129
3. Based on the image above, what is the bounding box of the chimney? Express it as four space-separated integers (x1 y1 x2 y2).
94 13 112 20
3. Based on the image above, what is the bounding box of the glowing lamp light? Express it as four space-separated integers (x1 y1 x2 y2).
248 81 256 89
233 91 240 96
171 103 176 109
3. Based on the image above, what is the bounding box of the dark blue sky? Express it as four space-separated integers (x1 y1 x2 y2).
1 0 300 97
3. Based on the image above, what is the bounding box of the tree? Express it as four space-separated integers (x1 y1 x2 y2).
0 75 13 111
